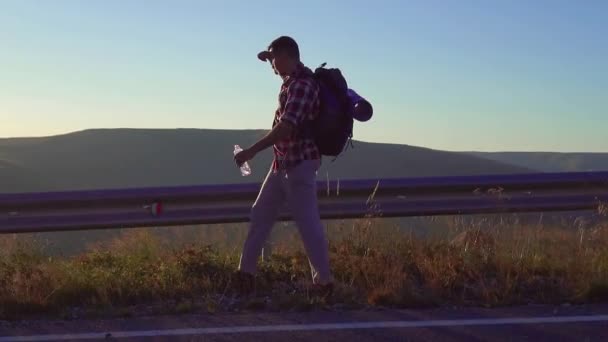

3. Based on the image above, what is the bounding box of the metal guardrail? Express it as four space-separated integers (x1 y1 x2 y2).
1 171 607 234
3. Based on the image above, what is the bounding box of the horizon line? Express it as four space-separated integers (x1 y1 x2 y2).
0 127 605 154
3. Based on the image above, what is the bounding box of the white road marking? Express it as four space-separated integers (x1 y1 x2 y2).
2 314 608 341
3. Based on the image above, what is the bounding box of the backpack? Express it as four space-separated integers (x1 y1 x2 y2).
301 63 355 158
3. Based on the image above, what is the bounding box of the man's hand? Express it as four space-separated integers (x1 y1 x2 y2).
234 121 294 168
234 148 256 167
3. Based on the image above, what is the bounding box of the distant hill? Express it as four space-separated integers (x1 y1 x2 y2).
0 128 532 193
0 158 49 192
467 152 608 172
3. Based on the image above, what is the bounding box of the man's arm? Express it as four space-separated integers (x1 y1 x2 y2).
247 78 314 155
248 120 294 155
234 121 293 167
235 79 314 166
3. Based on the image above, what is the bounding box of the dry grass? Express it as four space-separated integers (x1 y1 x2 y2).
1 212 608 320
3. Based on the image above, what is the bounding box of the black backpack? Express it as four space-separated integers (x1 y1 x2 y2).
301 63 354 158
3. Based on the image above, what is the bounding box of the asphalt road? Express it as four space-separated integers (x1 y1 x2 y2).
2 304 608 341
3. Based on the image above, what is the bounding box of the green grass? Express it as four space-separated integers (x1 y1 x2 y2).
1 213 608 320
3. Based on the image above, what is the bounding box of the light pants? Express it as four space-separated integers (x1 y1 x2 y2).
238 159 332 284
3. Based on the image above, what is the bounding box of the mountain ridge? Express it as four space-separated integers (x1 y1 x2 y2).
0 128 533 193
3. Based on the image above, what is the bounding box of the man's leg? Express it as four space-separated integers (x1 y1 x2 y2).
285 160 333 285
238 166 286 274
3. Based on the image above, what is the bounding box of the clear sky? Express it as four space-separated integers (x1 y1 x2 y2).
2 0 606 152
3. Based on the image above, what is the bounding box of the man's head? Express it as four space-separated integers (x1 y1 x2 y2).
257 36 300 77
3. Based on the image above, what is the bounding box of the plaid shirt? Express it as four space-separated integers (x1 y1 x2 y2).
272 62 320 171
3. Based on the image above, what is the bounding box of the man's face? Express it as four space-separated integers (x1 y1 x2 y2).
268 49 291 77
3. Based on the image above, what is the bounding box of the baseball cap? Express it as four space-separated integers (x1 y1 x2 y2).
257 36 299 62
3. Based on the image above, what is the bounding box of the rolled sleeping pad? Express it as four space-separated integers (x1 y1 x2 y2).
347 88 373 122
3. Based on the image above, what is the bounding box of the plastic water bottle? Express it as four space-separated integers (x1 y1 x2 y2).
233 145 251 176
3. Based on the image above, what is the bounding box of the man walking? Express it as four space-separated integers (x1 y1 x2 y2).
233 36 333 297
